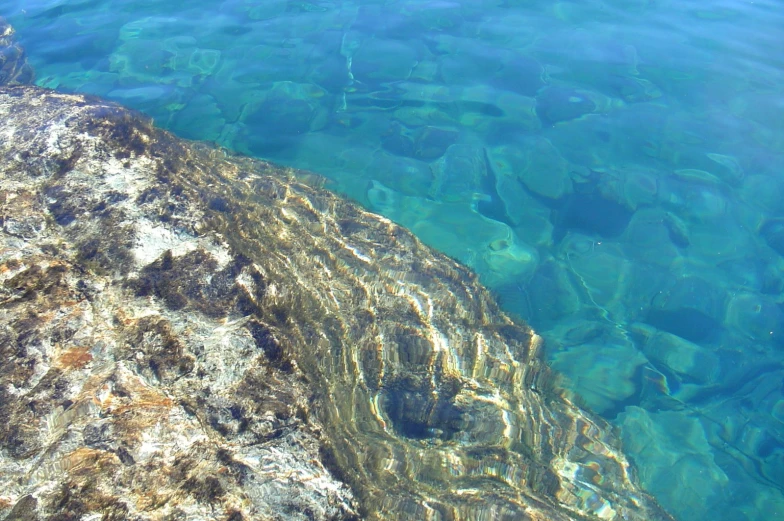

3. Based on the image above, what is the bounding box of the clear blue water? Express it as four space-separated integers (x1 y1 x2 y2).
4 0 784 519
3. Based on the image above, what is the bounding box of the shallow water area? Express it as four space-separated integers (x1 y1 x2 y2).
3 0 784 519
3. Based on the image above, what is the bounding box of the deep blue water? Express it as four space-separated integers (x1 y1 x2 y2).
4 0 784 519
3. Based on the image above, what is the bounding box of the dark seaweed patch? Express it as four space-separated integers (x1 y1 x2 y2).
44 185 77 226
136 186 163 205
182 476 225 504
115 447 135 466
246 320 283 364
91 192 128 215
225 511 244 521
134 249 217 311
82 423 111 450
75 229 134 274
208 196 232 213
54 147 82 177
4 494 38 521
5 263 70 305
379 374 463 441
84 104 151 158
133 249 260 319
4 423 40 459
126 316 194 383
46 480 129 521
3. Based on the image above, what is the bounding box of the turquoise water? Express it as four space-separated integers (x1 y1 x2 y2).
4 0 784 519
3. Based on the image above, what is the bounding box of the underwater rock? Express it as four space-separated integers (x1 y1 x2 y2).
659 172 729 222
0 85 676 521
760 218 784 258
366 180 539 289
619 209 684 267
238 81 329 155
549 337 648 416
366 149 435 197
617 407 731 521
553 192 634 242
506 258 583 330
0 19 34 86
608 75 663 103
429 144 487 203
646 276 724 343
351 37 419 84
487 139 574 202
491 53 544 97
535 85 600 127
632 324 720 385
724 292 784 345
381 121 459 161
741 174 784 216
559 234 633 311
597 168 659 212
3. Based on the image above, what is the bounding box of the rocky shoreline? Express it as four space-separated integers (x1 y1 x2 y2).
0 19 671 521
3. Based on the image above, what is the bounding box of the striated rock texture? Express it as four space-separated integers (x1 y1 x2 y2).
0 84 673 520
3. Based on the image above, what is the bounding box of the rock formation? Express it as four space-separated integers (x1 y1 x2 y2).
0 20 672 521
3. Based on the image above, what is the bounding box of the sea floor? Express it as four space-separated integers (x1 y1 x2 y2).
3 0 784 519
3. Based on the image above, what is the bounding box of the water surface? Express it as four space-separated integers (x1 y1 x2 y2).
4 0 784 519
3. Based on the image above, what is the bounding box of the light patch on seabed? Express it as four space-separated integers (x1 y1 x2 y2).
132 218 232 268
101 155 155 198
132 220 197 265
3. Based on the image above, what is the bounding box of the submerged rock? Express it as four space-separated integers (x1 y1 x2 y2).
0 19 34 86
0 14 675 513
0 84 673 521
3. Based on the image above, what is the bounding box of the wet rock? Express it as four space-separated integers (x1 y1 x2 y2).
0 84 673 521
